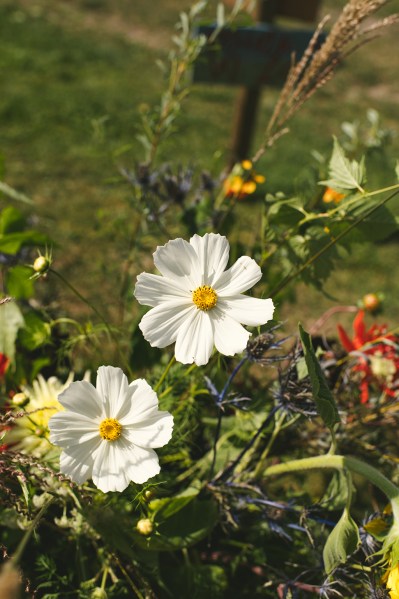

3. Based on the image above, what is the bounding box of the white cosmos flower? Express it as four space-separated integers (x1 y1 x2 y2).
49 366 174 493
134 233 275 366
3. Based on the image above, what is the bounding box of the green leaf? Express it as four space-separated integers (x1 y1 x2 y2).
320 137 366 193
5 266 35 300
323 508 360 574
0 231 49 254
0 206 25 234
299 324 340 430
141 497 218 551
149 484 200 522
0 301 24 362
18 311 51 350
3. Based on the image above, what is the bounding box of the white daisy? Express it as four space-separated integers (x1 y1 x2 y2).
134 233 274 366
49 366 174 493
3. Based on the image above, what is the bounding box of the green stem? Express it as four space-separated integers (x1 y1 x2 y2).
253 411 287 478
269 187 399 298
154 356 176 393
262 454 399 520
50 268 133 378
100 567 108 592
11 498 54 565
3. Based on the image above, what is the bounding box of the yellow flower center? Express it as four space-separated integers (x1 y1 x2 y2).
192 285 218 311
99 418 122 441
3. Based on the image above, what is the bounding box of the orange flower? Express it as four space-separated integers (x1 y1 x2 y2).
322 187 345 204
223 161 265 200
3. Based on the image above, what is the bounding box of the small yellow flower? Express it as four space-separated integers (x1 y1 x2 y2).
322 187 345 204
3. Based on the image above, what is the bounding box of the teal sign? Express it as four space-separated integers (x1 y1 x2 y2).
193 25 324 87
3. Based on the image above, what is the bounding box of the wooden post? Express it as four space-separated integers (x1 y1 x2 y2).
228 0 276 167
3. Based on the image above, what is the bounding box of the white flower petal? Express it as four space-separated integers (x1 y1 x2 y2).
119 379 159 423
57 381 103 419
212 308 251 356
153 238 200 287
59 437 100 484
123 411 174 448
92 439 161 491
139 302 194 348
96 366 129 419
218 296 275 326
215 256 262 295
175 309 214 365
134 272 189 308
189 233 230 286
126 445 161 484
49 411 99 446
92 440 132 493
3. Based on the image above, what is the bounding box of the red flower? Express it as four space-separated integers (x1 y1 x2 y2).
0 353 9 379
337 310 399 403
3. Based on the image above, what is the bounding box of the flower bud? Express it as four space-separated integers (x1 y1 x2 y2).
136 518 153 536
11 393 28 408
33 255 50 274
362 293 381 313
91 588 108 599
144 489 155 502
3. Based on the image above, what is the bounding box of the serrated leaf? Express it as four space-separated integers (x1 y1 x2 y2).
323 508 360 574
320 137 366 193
299 324 340 430
0 301 24 362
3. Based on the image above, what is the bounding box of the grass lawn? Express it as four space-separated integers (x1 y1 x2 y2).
1 0 399 351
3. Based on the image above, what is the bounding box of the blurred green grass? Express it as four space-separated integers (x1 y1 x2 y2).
1 0 398 334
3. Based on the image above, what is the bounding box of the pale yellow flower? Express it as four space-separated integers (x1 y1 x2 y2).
6 373 78 457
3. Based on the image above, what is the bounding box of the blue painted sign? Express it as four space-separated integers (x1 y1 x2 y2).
193 24 324 87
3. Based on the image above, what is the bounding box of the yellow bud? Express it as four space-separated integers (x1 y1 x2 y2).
33 256 50 274
144 489 155 502
136 518 153 536
11 393 28 407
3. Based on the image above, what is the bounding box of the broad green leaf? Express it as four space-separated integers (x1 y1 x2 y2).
0 301 24 362
320 137 366 193
5 266 35 300
149 484 200 522
138 497 218 551
299 324 340 430
0 206 25 234
323 508 360 574
0 231 49 254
